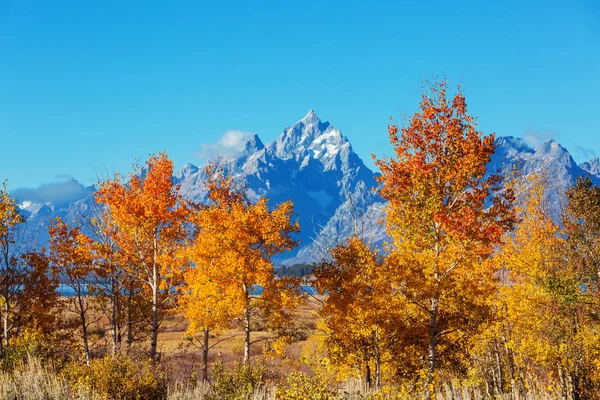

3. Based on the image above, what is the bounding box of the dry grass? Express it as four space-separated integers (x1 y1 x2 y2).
1 298 565 399
0 357 563 400
0 356 71 400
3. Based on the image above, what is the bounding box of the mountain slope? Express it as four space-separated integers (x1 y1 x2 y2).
13 112 598 264
174 110 380 260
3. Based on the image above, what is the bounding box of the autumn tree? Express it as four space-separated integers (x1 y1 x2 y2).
180 166 302 365
0 181 26 357
474 173 600 399
178 253 237 381
10 251 61 337
314 236 405 389
374 81 516 392
564 176 600 298
86 206 147 355
472 175 563 396
0 181 60 359
96 152 188 361
49 217 98 364
560 177 600 397
179 197 238 381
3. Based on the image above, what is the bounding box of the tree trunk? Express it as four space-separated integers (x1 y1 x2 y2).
424 296 439 399
364 355 371 390
2 301 8 354
111 276 118 355
81 311 90 365
75 286 91 365
490 363 499 398
504 336 517 393
570 370 581 400
150 280 158 362
242 283 251 364
243 304 251 364
375 329 381 389
126 289 133 352
558 366 568 400
150 236 159 362
494 339 505 394
202 326 209 382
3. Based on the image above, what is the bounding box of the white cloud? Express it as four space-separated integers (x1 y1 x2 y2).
196 130 254 161
522 127 559 148
12 180 92 206
574 145 597 161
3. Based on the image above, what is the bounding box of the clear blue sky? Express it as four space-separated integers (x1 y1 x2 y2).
1 0 599 189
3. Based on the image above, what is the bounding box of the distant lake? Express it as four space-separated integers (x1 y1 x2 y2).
57 284 319 297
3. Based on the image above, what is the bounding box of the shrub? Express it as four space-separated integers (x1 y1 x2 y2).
63 354 167 400
276 371 338 400
3 328 73 371
207 359 270 400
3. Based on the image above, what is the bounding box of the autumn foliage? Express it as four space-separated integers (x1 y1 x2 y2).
1 81 600 399
180 165 302 367
373 81 516 391
96 152 189 361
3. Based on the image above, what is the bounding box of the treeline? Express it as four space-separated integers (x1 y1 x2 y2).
1 153 302 370
275 264 313 277
0 80 599 399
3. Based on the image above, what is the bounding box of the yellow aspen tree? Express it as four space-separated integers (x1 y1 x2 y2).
178 254 238 381
314 236 404 389
180 166 301 365
491 174 599 399
561 177 600 398
489 175 564 395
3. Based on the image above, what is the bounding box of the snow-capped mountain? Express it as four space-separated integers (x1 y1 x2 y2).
13 180 96 247
488 136 600 218
12 112 599 264
580 158 600 179
174 110 380 262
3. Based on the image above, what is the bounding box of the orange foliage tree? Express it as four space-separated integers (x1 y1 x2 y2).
180 166 302 365
0 181 60 358
374 81 516 390
87 207 147 355
96 152 188 361
49 217 97 364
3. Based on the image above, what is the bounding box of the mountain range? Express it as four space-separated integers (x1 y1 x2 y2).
12 111 600 265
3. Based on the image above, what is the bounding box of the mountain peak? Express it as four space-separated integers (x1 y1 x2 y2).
580 158 600 177
301 109 320 124
175 163 200 180
244 134 264 154
537 139 568 155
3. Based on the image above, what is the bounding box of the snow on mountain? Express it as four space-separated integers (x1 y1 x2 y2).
487 136 534 176
11 112 599 264
580 158 600 179
14 180 97 247
488 137 599 218
175 110 379 261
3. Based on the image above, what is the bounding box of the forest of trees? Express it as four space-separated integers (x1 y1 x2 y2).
1 81 599 399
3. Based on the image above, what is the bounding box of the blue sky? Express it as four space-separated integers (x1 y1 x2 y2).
1 0 599 189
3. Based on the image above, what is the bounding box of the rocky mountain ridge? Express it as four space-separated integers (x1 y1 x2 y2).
13 111 598 264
